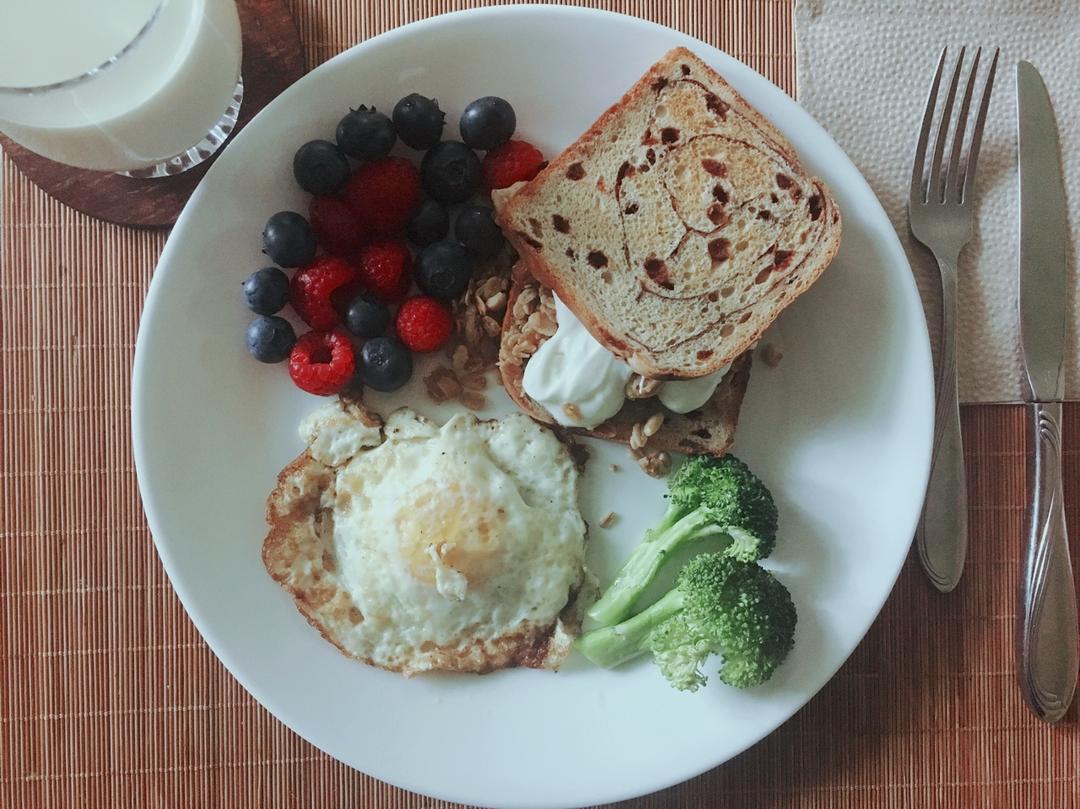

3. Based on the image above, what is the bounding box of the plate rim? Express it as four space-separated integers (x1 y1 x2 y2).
132 5 934 807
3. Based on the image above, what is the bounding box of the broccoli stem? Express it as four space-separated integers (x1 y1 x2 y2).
577 587 685 668
647 502 685 540
587 509 721 626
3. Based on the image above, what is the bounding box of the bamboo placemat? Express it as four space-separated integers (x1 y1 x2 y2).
2 1 1078 807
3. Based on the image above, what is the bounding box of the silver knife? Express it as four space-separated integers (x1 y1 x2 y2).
1016 59 1078 723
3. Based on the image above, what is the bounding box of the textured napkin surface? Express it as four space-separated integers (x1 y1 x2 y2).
795 0 1080 403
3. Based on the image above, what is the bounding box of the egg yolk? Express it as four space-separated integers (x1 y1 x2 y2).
395 482 505 587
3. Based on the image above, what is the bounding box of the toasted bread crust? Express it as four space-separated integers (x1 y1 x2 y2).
497 47 841 379
498 267 751 457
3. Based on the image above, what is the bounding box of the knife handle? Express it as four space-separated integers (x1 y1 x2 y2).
1020 401 1078 722
918 256 967 592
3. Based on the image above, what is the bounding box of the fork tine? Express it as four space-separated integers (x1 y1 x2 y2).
945 48 981 202
928 47 966 204
910 48 948 205
961 47 1000 204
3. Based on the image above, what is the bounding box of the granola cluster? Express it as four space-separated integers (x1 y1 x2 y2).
496 280 673 477
421 251 516 411
501 282 556 364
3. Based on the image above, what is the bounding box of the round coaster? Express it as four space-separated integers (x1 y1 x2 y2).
0 0 305 229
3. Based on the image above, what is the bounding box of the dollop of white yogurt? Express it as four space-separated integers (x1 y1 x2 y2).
522 296 632 428
521 295 729 427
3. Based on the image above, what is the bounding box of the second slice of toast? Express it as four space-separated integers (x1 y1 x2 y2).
499 264 751 458
497 47 841 380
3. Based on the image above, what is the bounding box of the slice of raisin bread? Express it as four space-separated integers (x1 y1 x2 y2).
496 47 841 380
499 264 751 458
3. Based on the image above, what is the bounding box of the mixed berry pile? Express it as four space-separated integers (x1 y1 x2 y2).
242 93 545 396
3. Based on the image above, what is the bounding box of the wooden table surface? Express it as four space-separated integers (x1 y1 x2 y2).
1 2 1077 807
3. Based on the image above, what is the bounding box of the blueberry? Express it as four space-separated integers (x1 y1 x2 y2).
459 96 516 151
406 199 450 246
242 266 290 315
415 240 471 299
246 315 296 363
454 205 504 259
292 140 350 195
343 294 391 338
420 141 482 203
392 93 445 150
336 106 396 160
360 337 413 392
262 211 317 268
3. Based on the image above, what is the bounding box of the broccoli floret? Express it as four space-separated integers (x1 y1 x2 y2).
587 455 778 626
576 553 796 692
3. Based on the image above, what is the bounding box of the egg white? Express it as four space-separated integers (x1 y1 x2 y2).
277 402 588 675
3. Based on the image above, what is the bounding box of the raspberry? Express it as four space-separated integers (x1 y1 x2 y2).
481 140 545 190
309 196 368 256
395 295 453 352
355 240 413 303
290 256 361 330
343 156 421 236
288 329 356 396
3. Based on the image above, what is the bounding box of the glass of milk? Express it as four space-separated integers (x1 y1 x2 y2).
0 0 243 177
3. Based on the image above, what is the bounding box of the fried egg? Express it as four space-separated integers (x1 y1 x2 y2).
262 400 589 675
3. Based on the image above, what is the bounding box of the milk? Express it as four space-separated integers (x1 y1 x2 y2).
0 0 242 172
0 1 160 89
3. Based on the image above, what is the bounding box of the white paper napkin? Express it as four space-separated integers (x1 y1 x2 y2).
794 0 1079 403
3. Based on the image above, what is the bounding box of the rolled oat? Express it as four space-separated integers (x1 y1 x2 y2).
638 451 672 478
513 286 539 319
478 275 505 300
460 390 487 411
424 367 463 400
460 373 488 391
451 344 470 371
625 374 662 400
643 412 665 437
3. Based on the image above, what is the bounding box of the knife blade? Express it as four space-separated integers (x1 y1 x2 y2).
1016 59 1077 723
1018 60 1067 403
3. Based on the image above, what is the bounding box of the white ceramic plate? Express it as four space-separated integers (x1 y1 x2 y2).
132 6 933 808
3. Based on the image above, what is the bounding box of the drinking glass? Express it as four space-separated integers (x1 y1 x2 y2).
0 0 243 177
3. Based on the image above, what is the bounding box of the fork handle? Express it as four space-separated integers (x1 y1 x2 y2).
918 255 967 592
1019 401 1078 722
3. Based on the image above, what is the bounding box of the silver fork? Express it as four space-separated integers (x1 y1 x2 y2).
909 46 1000 592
